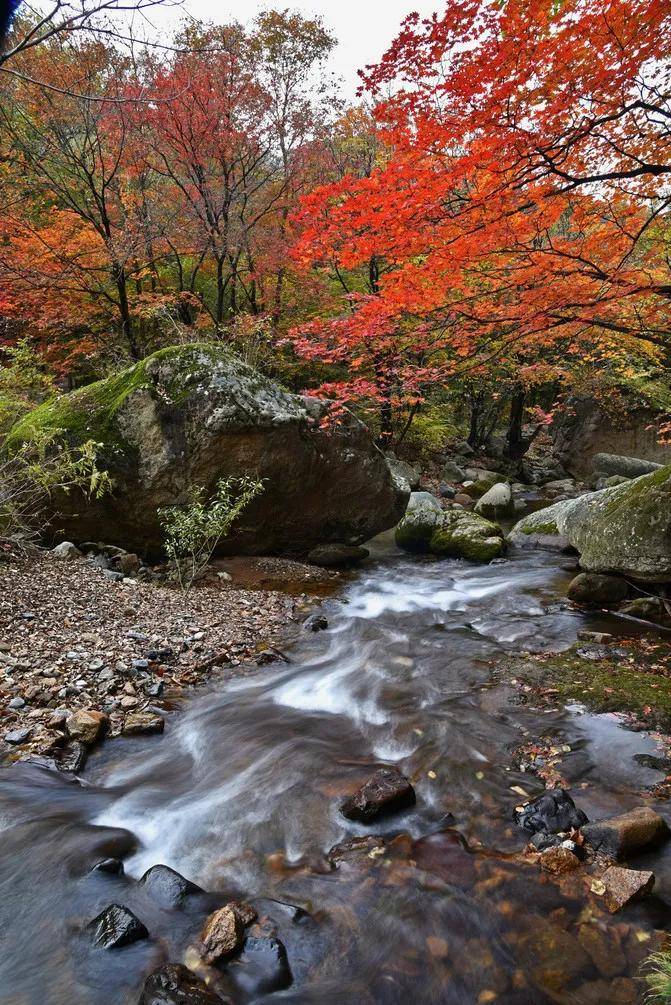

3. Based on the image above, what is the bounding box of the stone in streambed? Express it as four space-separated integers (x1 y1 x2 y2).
235 936 292 995
139 864 204 908
474 481 515 519
304 613 328 632
56 740 88 773
66 709 108 745
515 788 588 835
122 712 165 736
340 767 416 823
582 806 670 858
4 728 31 745
139 964 226 1005
197 901 256 965
92 858 125 875
539 845 582 875
306 543 369 567
601 866 655 912
87 903 148 949
567 573 628 606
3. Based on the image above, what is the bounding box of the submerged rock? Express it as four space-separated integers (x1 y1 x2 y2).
234 936 292 995
601 866 655 913
87 903 148 949
341 767 416 823
139 864 203 908
139 964 225 1005
514 789 588 836
9 344 407 556
566 573 629 606
582 807 670 858
510 465 671 581
306 544 369 567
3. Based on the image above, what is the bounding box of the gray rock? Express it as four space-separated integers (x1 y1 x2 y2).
474 481 514 519
4 728 31 744
439 483 456 499
102 569 124 582
509 466 671 580
10 345 407 556
396 496 505 562
385 452 421 491
592 452 662 480
51 541 81 560
8 697 25 709
442 460 466 483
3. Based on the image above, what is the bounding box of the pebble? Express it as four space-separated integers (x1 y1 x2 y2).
8 697 26 709
4 728 31 744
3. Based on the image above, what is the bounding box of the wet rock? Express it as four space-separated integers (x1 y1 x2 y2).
582 806 670 858
122 712 165 736
235 936 292 995
4 728 31 744
306 544 369 567
601 866 655 912
66 709 108 745
514 788 588 835
567 572 629 606
55 740 88 773
304 614 328 632
539 845 581 875
87 903 148 949
92 858 124 875
578 924 626 979
340 767 416 823
198 905 243 964
523 920 591 990
633 753 671 772
51 541 81 560
618 596 666 620
139 864 204 908
139 964 225 1005
328 835 385 866
577 630 614 644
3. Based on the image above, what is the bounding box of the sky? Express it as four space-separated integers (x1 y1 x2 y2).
140 0 440 97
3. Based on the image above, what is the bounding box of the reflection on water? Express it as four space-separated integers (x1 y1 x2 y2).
0 541 669 1003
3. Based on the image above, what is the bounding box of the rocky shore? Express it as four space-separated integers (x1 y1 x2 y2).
0 545 324 768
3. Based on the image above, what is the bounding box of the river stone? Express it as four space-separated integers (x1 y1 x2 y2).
539 845 581 875
87 903 148 949
442 460 466 483
139 964 225 1005
8 344 407 556
386 452 421 491
56 740 88 772
4 728 31 744
341 767 416 823
139 864 204 908
592 453 662 480
198 905 243 963
509 465 671 580
566 573 629 606
429 509 504 562
474 481 514 519
515 789 588 835
394 492 443 552
236 936 292 995
122 712 165 736
582 806 670 858
66 709 108 745
601 866 655 913
306 544 369 567
51 540 81 560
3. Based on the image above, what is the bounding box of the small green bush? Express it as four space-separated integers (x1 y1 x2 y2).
643 951 671 1003
158 476 264 592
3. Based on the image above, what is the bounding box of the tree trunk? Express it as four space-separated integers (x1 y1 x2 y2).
505 389 527 460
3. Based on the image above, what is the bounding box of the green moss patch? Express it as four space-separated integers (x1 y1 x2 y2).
520 520 559 536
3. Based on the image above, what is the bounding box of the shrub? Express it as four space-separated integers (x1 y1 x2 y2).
0 428 111 548
158 476 264 592
643 951 671 1003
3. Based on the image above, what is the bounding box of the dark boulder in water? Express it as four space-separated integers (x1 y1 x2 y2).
233 936 292 995
514 789 588 835
87 903 148 949
341 766 416 823
139 864 204 908
139 964 226 1005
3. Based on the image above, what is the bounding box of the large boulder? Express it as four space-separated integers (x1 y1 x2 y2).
474 481 514 519
509 465 671 581
592 452 662 481
395 492 504 561
8 345 408 556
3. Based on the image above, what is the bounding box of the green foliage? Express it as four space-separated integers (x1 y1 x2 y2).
0 340 56 434
0 426 111 547
402 404 459 462
643 951 671 1002
158 476 264 592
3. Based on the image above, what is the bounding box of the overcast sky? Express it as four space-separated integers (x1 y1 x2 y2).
140 1 440 96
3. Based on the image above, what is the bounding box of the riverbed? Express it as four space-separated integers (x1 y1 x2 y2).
1 537 669 1004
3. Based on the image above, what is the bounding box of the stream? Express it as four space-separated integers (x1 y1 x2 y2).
1 537 669 1004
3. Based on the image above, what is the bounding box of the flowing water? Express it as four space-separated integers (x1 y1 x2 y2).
1 538 669 1004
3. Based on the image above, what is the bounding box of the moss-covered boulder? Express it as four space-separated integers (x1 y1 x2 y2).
509 465 671 581
9 344 408 555
395 493 504 562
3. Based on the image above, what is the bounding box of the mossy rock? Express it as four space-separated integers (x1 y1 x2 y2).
8 344 408 556
395 496 504 562
394 492 442 552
